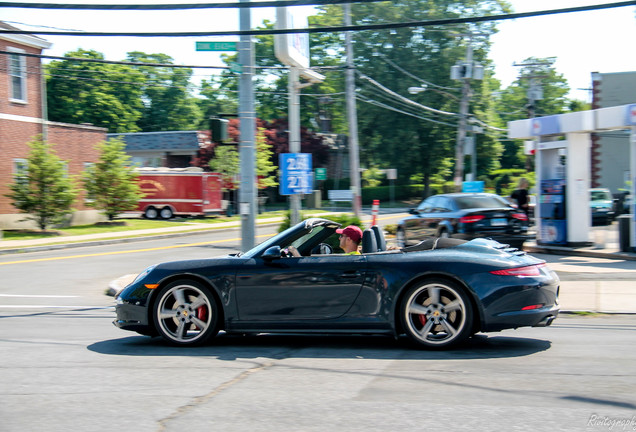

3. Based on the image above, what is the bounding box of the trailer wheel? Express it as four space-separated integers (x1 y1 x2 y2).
144 206 159 219
160 207 174 219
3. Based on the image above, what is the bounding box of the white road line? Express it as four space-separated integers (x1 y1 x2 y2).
0 294 80 298
0 305 114 309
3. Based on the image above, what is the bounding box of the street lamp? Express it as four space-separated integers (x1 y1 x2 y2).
408 85 428 94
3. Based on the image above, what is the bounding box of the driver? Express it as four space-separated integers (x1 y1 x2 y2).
336 225 362 255
285 225 363 257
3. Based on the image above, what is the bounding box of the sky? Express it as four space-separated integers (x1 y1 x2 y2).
2 0 635 102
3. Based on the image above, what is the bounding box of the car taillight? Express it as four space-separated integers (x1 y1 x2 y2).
512 212 528 221
460 215 485 223
521 304 545 310
490 263 546 277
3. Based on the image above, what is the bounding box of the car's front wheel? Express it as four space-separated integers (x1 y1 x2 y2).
153 280 219 346
400 279 473 349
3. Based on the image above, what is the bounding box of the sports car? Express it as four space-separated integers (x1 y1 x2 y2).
114 218 560 349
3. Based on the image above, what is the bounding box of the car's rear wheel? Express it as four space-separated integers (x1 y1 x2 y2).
153 280 219 346
400 278 473 349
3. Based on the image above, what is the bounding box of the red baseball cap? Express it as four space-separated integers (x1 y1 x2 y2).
336 225 363 243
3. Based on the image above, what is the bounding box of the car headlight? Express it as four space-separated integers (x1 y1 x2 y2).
132 265 157 284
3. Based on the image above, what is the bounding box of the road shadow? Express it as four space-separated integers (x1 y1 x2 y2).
88 332 551 361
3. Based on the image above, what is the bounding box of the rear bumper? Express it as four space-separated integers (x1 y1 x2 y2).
483 304 560 332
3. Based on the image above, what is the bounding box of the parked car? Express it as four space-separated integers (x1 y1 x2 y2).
396 193 530 249
114 218 559 349
590 188 615 225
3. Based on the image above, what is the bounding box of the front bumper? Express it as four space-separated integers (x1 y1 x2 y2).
113 302 153 335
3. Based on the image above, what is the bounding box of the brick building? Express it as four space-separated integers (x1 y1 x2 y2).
1 21 107 229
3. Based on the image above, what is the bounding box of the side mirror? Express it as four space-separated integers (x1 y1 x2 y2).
262 246 282 261
409 208 419 215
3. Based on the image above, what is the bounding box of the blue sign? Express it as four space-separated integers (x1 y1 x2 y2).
279 153 313 195
462 181 484 193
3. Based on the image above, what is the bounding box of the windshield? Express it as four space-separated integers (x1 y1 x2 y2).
241 219 338 258
591 190 611 201
454 195 510 210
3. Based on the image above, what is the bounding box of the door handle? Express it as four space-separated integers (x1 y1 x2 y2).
340 271 361 278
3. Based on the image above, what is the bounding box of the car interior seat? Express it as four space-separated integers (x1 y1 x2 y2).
371 225 386 251
361 229 378 253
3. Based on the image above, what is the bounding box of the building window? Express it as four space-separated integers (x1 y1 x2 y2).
13 158 28 185
9 49 27 102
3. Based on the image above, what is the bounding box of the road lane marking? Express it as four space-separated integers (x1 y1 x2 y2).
0 215 405 266
0 235 254 266
0 294 79 298
0 305 113 309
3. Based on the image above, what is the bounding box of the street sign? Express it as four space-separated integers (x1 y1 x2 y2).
462 181 484 193
229 62 242 73
196 41 238 51
315 168 327 181
280 153 312 195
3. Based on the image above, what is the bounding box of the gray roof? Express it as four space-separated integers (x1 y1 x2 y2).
107 131 207 152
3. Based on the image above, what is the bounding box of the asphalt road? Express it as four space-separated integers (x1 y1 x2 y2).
1 217 635 431
0 309 635 432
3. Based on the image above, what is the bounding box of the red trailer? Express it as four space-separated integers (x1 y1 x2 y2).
135 169 224 219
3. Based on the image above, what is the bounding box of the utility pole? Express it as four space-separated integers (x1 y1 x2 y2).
344 3 362 218
288 66 302 225
451 33 484 191
513 58 554 170
238 0 256 251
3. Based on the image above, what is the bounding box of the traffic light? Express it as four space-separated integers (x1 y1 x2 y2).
210 117 229 143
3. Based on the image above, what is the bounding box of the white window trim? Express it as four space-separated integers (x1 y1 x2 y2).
7 47 28 104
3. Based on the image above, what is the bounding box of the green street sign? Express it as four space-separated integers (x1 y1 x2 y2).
196 41 238 51
229 62 242 74
315 168 327 181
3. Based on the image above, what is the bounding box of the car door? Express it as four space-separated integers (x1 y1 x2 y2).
235 254 367 322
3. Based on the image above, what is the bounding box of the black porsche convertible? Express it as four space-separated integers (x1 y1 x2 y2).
114 218 560 349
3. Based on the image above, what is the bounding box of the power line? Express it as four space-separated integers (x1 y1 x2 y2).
1 1 635 37
0 0 383 10
357 71 458 117
356 95 457 127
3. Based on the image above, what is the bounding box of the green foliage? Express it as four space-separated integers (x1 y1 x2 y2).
46 49 144 133
209 146 240 190
126 52 201 132
256 127 279 189
83 138 143 220
361 166 384 187
5 137 78 230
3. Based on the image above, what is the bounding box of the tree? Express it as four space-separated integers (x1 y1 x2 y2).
126 52 202 132
256 127 278 189
5 137 77 231
46 49 144 133
209 146 239 191
83 138 143 221
496 57 574 169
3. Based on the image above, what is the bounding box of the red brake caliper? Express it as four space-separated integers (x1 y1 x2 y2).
418 314 427 326
196 306 208 329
